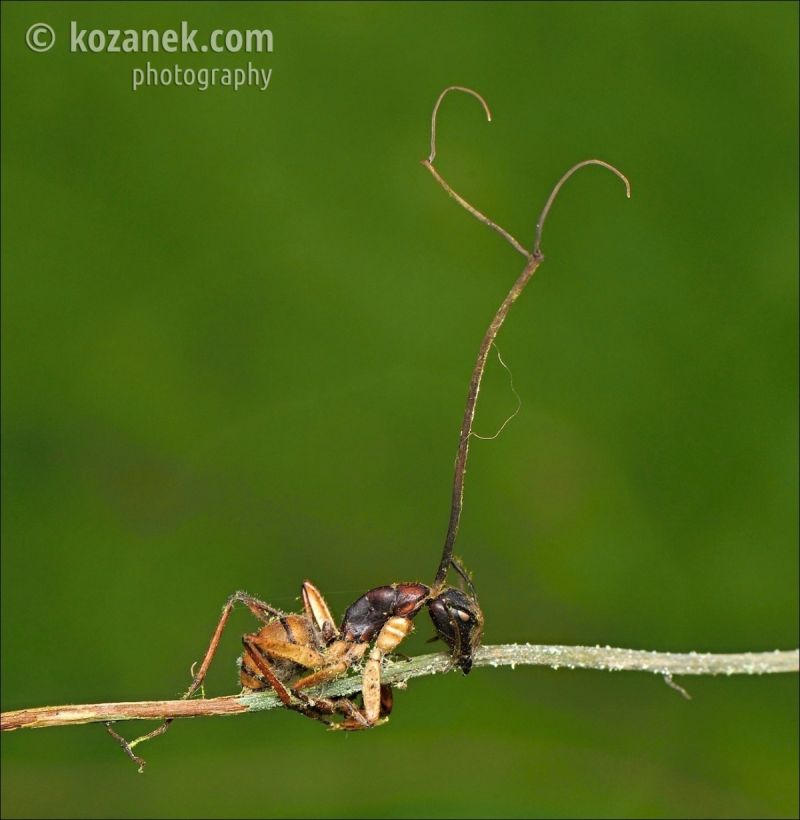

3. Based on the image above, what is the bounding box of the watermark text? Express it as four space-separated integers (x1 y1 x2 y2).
70 21 272 54
132 62 272 92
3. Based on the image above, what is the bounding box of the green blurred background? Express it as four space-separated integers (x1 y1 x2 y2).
2 2 797 817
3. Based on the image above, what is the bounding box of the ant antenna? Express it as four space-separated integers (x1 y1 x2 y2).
425 86 630 591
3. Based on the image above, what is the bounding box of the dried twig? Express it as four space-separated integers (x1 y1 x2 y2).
3 644 796 733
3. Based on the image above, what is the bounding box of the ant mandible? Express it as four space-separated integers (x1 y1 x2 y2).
108 85 629 761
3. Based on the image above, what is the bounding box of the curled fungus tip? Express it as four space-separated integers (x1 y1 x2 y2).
428 85 492 165
533 159 631 256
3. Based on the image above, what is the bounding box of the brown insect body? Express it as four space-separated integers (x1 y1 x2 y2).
235 579 480 729
239 614 332 691
341 583 430 642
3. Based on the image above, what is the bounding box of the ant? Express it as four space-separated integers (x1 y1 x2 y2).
108 553 483 764
180 563 481 733
108 559 483 765
107 85 629 766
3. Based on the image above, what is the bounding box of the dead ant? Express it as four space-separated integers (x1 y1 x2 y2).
108 566 483 765
107 85 629 767
190 565 481 732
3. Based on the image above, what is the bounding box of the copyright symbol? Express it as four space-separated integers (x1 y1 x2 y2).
26 23 55 53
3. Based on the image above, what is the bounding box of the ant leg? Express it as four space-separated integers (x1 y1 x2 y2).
105 722 147 773
450 557 477 597
241 638 336 727
361 616 414 725
240 629 326 682
185 591 286 700
332 684 394 731
241 638 373 729
240 637 295 707
105 718 176 772
292 691 370 729
380 684 394 716
106 591 285 769
323 698 370 730
301 581 339 644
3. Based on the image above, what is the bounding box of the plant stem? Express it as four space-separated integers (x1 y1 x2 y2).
3 644 796 732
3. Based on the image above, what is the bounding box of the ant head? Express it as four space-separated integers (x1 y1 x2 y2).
427 563 484 674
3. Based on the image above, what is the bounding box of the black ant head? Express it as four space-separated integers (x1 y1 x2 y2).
427 584 484 675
